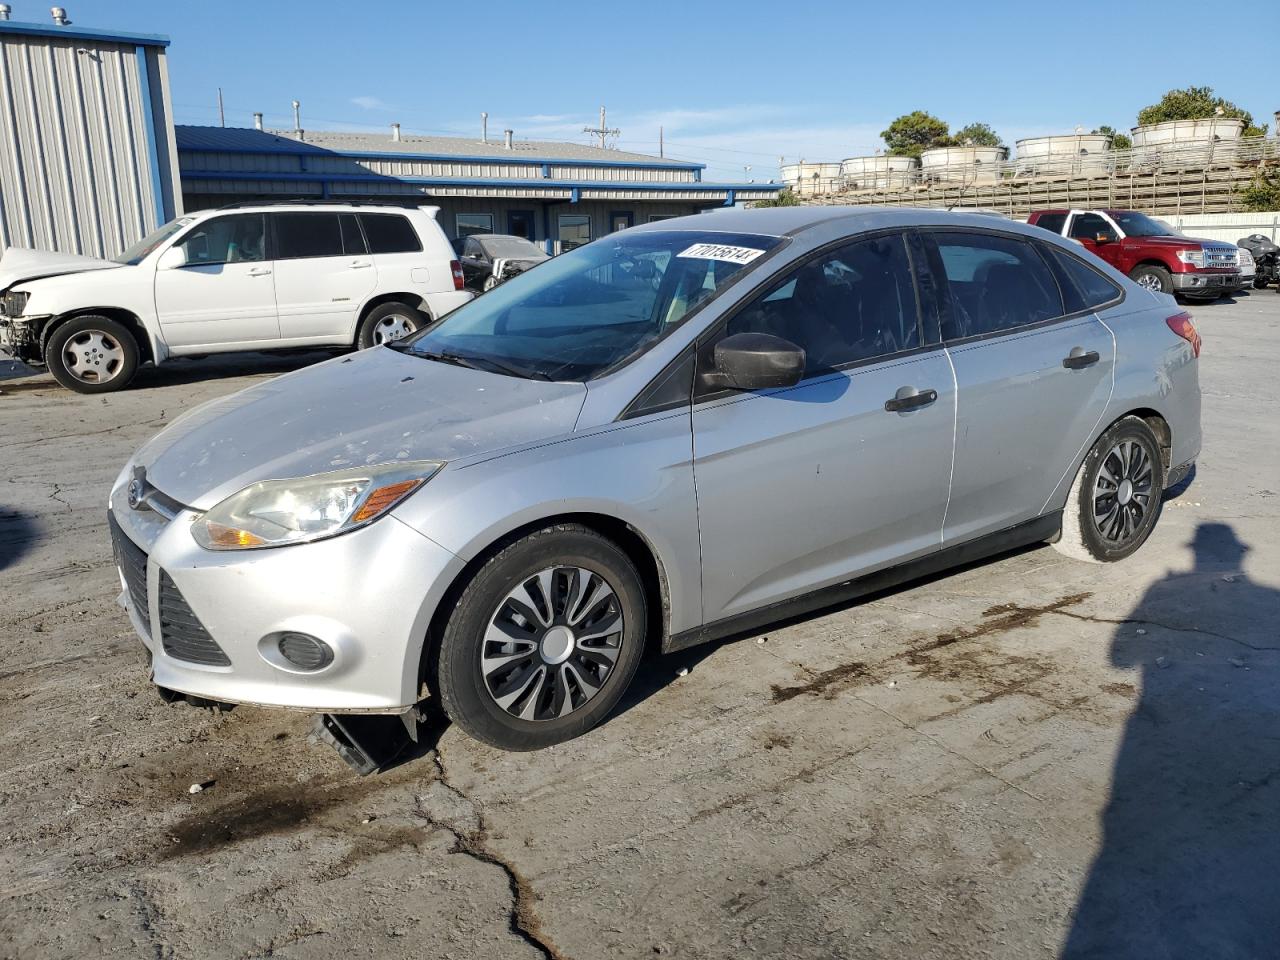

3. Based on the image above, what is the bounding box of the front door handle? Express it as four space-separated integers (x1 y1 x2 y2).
884 387 938 413
1063 348 1100 369
349 260 372 269
248 267 272 277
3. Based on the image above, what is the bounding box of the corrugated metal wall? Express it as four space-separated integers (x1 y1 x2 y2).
0 31 177 258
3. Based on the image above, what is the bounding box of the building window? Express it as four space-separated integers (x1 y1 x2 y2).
456 213 494 238
558 214 592 252
647 214 677 223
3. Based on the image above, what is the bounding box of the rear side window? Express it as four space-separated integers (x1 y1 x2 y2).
1044 245 1122 311
1033 213 1066 234
931 231 1064 339
273 213 344 259
723 232 920 376
360 214 422 254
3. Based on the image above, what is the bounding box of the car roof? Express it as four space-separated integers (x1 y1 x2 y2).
628 205 1046 241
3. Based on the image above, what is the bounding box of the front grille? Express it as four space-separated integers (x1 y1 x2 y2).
1 289 29 318
1203 245 1239 268
108 513 149 634
157 571 231 666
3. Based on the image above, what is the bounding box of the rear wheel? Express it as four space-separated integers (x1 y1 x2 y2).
1129 264 1172 295
435 524 647 750
356 301 424 349
1053 417 1165 563
45 315 139 393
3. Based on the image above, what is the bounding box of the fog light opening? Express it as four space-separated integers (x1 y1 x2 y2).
274 632 334 671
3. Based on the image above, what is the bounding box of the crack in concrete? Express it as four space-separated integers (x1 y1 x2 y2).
126 878 174 960
48 483 71 512
425 750 567 960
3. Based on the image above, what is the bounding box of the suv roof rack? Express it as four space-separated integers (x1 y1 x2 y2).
213 198 429 211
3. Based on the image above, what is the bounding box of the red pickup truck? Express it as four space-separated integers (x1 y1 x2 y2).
1028 209 1241 300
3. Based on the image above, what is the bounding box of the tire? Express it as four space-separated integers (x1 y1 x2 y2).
356 301 424 349
435 524 648 750
481 275 500 292
1252 278 1268 290
1053 417 1165 563
45 315 139 394
1129 264 1173 295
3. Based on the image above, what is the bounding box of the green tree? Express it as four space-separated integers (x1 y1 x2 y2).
1137 86 1260 134
1093 125 1133 151
881 111 951 159
1239 167 1280 212
951 122 1003 148
753 188 800 208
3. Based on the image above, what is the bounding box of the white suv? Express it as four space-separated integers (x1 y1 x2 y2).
0 202 472 393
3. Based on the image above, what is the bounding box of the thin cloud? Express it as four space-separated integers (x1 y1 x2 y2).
350 95 393 112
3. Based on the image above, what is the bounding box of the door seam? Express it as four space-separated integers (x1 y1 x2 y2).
939 345 960 546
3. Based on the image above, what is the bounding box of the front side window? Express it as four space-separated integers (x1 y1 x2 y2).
558 215 592 252
932 231 1064 339
360 214 422 254
456 213 494 239
401 230 782 381
722 233 920 376
273 213 344 260
174 214 266 266
1069 213 1114 241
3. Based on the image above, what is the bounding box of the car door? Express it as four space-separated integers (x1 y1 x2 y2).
692 232 956 623
270 212 377 342
923 228 1116 545
460 236 491 287
153 213 279 350
1067 211 1123 271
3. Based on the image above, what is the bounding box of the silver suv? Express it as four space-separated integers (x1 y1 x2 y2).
110 208 1202 751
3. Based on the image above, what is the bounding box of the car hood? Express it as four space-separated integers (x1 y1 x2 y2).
1 246 121 291
136 346 588 510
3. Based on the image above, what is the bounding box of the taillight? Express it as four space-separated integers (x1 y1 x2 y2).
1165 311 1201 358
450 260 465 291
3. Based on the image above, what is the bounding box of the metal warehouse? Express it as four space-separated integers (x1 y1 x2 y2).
0 14 181 258
176 125 782 253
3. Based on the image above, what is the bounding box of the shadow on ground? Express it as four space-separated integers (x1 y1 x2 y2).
1062 522 1280 958
0 507 39 571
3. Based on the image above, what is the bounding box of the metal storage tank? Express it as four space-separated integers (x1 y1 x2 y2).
919 145 1008 183
780 161 843 196
838 155 917 190
1014 133 1112 178
1130 117 1245 166
0 16 181 259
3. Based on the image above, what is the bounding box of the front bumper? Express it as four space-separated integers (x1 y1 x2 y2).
0 315 50 363
1172 271 1239 294
108 479 466 712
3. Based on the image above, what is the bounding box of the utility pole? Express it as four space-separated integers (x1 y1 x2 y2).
583 105 620 150
217 87 225 128
659 125 664 158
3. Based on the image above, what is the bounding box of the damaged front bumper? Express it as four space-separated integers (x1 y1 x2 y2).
0 314 51 364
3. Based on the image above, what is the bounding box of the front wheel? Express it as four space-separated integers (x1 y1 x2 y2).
356 301 424 349
435 524 648 750
1053 417 1165 563
1129 264 1173 295
45 315 139 393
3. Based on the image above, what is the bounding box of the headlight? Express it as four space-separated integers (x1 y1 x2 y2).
2 290 30 318
192 460 442 550
1176 249 1206 268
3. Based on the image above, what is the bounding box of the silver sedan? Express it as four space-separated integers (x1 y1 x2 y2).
109 207 1202 751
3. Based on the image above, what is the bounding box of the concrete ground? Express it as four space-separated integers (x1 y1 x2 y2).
1 294 1277 960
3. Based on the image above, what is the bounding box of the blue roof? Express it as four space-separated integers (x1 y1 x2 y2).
0 19 170 47
174 124 706 171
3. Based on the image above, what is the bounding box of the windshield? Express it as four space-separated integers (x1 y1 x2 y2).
402 230 783 381
112 217 194 265
1111 211 1181 238
481 236 547 260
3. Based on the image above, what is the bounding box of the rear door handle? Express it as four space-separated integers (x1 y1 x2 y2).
349 260 372 269
248 267 272 277
884 387 938 412
1063 348 1100 369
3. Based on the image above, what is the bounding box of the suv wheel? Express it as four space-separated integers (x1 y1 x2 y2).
357 301 424 349
1129 264 1172 295
1053 417 1165 563
45 315 139 394
435 524 648 750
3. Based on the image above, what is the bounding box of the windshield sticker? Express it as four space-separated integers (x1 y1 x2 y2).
677 242 766 265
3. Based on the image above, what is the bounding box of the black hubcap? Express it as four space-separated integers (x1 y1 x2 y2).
1092 439 1155 543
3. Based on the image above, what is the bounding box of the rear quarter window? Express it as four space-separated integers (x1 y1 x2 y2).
360 214 423 254
1043 244 1123 312
1032 213 1067 234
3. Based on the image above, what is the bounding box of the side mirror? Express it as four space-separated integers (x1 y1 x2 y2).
1094 231 1116 245
710 332 805 391
157 246 187 269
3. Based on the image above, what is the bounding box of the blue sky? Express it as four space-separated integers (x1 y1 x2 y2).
44 0 1279 182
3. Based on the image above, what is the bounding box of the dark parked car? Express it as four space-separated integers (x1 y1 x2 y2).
452 233 550 292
